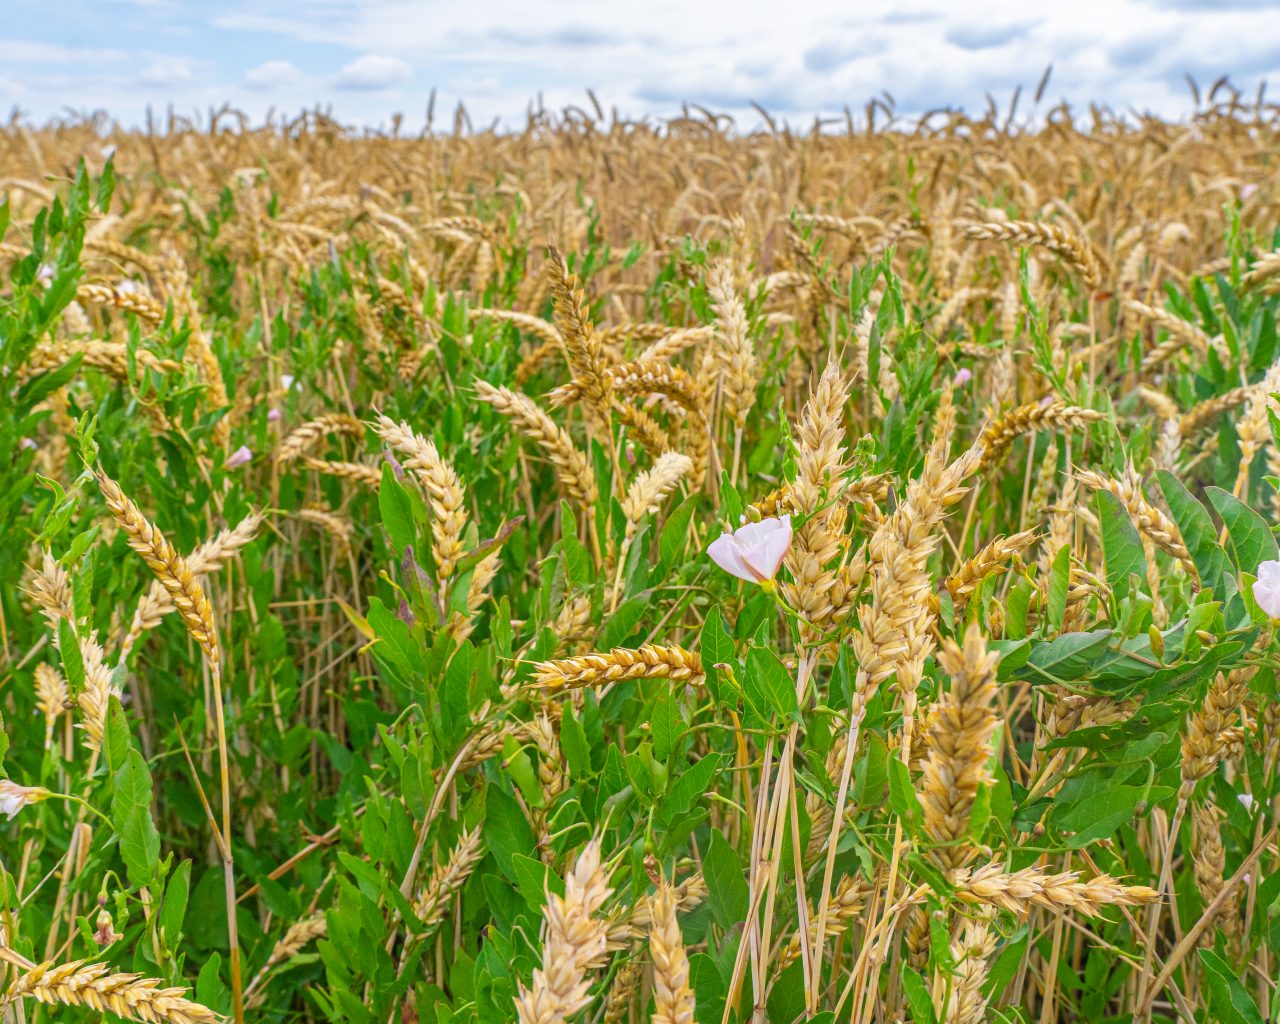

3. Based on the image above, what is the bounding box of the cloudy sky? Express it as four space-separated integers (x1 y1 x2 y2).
4 0 1280 130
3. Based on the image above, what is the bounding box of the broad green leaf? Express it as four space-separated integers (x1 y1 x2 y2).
1206 486 1277 577
378 464 415 553
1097 490 1146 602
888 758 923 835
699 607 735 703
1015 629 1113 683
704 829 749 930
1046 545 1070 633
900 962 937 1024
1157 471 1227 586
1199 948 1265 1024
741 645 797 723
112 748 160 888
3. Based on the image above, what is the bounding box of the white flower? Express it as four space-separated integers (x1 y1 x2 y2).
1239 793 1255 811
115 280 140 295
707 515 792 585
281 373 296 390
1240 183 1258 200
223 445 253 469
1252 559 1280 617
0 780 49 819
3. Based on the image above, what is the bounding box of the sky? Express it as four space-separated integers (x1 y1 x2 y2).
3 0 1280 132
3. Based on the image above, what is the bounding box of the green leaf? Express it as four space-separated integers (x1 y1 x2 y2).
741 645 797 723
159 860 192 948
1097 490 1147 602
699 607 735 703
59 619 85 697
1198 948 1265 1024
378 464 416 553
1206 486 1278 577
1015 629 1113 683
651 696 681 762
601 594 647 649
659 496 697 571
1157 471 1227 586
1046 545 1070 633
900 962 937 1024
888 758 923 835
559 706 593 779
112 748 160 888
704 829 749 930
658 753 721 826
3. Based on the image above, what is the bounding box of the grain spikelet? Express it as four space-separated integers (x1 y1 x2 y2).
707 262 757 427
546 246 612 417
95 469 219 665
959 219 1101 291
978 402 1103 467
414 826 485 928
514 839 613 1024
2 956 221 1024
1182 668 1253 790
374 415 467 580
954 863 1159 915
920 626 1000 869
622 452 692 540
945 530 1036 608
533 645 702 691
648 886 695 1024
120 511 265 660
275 413 366 463
474 381 597 508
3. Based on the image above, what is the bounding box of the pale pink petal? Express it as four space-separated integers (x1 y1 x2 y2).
708 533 759 582
733 518 777 547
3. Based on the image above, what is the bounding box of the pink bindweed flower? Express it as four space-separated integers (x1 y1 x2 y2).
19 438 37 451
1239 793 1255 811
267 407 282 422
707 515 793 587
952 368 972 387
224 445 253 469
1253 560 1280 618
1241 183 1258 200
0 780 50 819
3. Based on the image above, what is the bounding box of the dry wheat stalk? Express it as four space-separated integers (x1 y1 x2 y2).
776 874 868 971
75 282 169 324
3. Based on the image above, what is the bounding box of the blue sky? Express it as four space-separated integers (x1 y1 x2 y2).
4 0 1280 130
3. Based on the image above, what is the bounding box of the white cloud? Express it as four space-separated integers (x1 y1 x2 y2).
332 53 411 91
135 57 194 87
244 59 303 90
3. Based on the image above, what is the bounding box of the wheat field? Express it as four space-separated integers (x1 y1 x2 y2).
1 94 1279 1024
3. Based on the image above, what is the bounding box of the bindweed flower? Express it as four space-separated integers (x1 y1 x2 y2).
707 515 792 588
281 373 297 391
1253 559 1280 618
0 779 51 819
224 445 253 469
952 368 972 387
19 437 37 450
1239 792 1255 811
1241 183 1258 200
267 407 282 422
